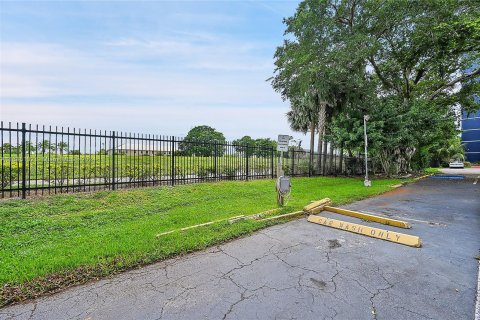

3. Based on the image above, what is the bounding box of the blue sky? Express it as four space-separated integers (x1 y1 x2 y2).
0 0 303 142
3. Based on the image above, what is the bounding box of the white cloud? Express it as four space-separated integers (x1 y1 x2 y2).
0 41 277 104
0 101 299 141
104 35 272 71
0 1 307 144
0 41 302 141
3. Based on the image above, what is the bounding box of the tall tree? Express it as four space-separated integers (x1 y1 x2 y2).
37 140 54 154
232 136 255 156
363 0 479 108
272 0 369 172
273 0 479 174
254 138 277 158
286 93 318 169
179 126 226 157
57 142 68 155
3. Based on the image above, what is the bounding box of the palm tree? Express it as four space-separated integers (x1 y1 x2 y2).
57 141 68 155
37 140 53 154
287 91 319 174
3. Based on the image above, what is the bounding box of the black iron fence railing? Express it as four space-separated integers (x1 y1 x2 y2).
1 122 364 199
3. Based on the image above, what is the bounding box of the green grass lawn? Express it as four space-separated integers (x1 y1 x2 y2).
0 176 405 305
424 167 441 174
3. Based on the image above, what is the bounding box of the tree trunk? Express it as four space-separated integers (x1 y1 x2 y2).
316 102 326 173
316 135 322 174
309 121 315 176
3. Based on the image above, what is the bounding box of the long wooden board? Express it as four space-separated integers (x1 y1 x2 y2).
156 215 245 237
307 215 421 248
258 211 304 221
323 206 411 229
155 208 283 238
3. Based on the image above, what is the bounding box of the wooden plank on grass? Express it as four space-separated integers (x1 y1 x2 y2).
156 215 245 237
307 215 421 248
258 211 304 221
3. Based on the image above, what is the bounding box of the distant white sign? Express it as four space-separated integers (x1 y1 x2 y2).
277 134 291 152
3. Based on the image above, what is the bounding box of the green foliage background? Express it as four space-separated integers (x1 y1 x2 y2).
272 0 479 174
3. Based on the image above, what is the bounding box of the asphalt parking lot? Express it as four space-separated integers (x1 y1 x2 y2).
1 177 479 320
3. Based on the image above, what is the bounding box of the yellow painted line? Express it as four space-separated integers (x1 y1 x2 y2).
307 215 422 248
324 206 411 229
303 198 331 212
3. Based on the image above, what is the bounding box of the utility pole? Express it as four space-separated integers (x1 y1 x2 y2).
364 115 371 187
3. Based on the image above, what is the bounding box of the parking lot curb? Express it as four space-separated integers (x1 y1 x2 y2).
391 174 433 189
413 173 433 181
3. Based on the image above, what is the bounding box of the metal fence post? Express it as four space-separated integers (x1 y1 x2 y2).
171 136 175 186
245 146 249 181
112 131 116 190
308 150 315 177
291 149 294 176
2 121 290 199
270 147 274 179
214 141 218 180
21 123 27 199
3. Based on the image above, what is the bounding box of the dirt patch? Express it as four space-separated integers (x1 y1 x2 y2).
382 187 412 196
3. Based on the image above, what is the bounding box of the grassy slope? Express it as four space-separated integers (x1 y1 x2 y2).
0 176 404 305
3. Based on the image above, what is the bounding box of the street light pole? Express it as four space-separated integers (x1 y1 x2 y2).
364 115 371 187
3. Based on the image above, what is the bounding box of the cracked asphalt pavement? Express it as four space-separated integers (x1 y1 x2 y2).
1 177 479 320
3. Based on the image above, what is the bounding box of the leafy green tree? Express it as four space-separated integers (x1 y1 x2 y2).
286 94 319 165
273 0 479 173
11 141 35 154
427 137 464 168
179 125 226 156
24 141 35 154
232 136 255 155
37 140 54 154
362 0 479 109
330 95 459 175
272 0 370 170
1 143 13 154
254 138 277 158
57 142 69 155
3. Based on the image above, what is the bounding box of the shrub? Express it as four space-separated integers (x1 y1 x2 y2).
297 160 311 175
196 165 215 178
222 167 237 180
0 164 20 189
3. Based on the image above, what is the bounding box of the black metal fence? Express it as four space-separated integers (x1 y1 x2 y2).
1 122 364 199
286 149 366 177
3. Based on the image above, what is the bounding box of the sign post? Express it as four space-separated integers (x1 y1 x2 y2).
363 115 371 187
276 135 292 206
